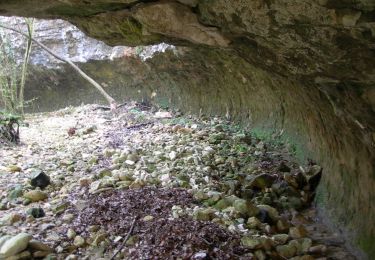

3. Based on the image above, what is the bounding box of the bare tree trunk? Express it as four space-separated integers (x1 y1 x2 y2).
19 18 34 116
0 24 118 109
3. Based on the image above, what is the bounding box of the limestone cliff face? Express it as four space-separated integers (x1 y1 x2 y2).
0 1 374 258
0 17 130 67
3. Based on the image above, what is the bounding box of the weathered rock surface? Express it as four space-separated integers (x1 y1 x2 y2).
0 1 374 258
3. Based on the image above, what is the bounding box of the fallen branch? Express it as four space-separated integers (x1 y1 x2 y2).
110 217 137 260
125 121 155 130
0 24 118 109
94 101 127 111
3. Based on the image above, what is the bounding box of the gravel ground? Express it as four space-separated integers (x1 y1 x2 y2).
0 103 356 259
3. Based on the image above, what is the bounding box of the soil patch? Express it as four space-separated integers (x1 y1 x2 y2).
68 187 247 259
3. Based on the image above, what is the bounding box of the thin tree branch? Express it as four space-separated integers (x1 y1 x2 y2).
110 217 137 260
0 23 118 109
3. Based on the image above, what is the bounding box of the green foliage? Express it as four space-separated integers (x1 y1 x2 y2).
0 18 34 117
0 109 21 144
0 110 21 124
119 18 144 45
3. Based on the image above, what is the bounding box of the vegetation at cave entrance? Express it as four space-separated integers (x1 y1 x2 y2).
0 18 33 143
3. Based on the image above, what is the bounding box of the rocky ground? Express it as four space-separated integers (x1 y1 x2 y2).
0 103 355 259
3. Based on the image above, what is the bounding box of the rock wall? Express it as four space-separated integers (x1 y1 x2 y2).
0 1 374 258
0 17 129 67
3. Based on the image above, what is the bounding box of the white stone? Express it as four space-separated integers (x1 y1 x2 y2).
0 233 32 258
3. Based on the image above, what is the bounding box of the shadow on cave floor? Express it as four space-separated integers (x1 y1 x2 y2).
0 102 356 259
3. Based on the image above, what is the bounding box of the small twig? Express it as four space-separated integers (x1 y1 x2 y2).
200 237 213 246
110 217 137 260
94 102 127 111
125 121 155 130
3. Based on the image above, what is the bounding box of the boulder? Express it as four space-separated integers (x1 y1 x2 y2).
0 233 32 258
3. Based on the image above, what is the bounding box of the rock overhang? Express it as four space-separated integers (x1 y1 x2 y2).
0 1 374 259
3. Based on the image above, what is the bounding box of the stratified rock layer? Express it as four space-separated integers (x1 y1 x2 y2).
0 1 374 258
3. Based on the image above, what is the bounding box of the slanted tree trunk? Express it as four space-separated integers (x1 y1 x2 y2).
0 24 118 110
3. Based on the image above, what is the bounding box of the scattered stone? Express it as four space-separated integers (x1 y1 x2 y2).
7 165 22 173
87 225 100 233
67 229 76 240
51 201 69 214
299 238 312 253
92 232 107 246
214 195 238 210
289 225 308 239
62 214 75 223
0 203 7 210
89 180 103 193
30 170 51 189
65 254 78 260
193 208 216 221
273 234 289 245
246 173 276 190
169 151 177 160
289 239 302 255
82 125 97 135
233 199 259 217
23 199 31 206
73 236 85 247
127 153 139 163
154 111 172 118
257 205 279 222
33 250 51 258
0 213 22 225
28 240 53 252
0 235 11 248
0 233 32 258
254 249 266 260
13 250 32 259
7 186 23 201
23 190 48 202
98 168 111 178
118 172 134 181
193 252 207 259
276 244 297 258
276 219 290 232
241 236 262 249
88 156 98 165
278 162 291 172
26 207 45 218
247 216 261 229
309 244 327 254
143 215 154 222
193 190 209 201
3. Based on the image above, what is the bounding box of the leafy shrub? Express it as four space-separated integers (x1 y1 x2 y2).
0 110 20 144
0 18 33 116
